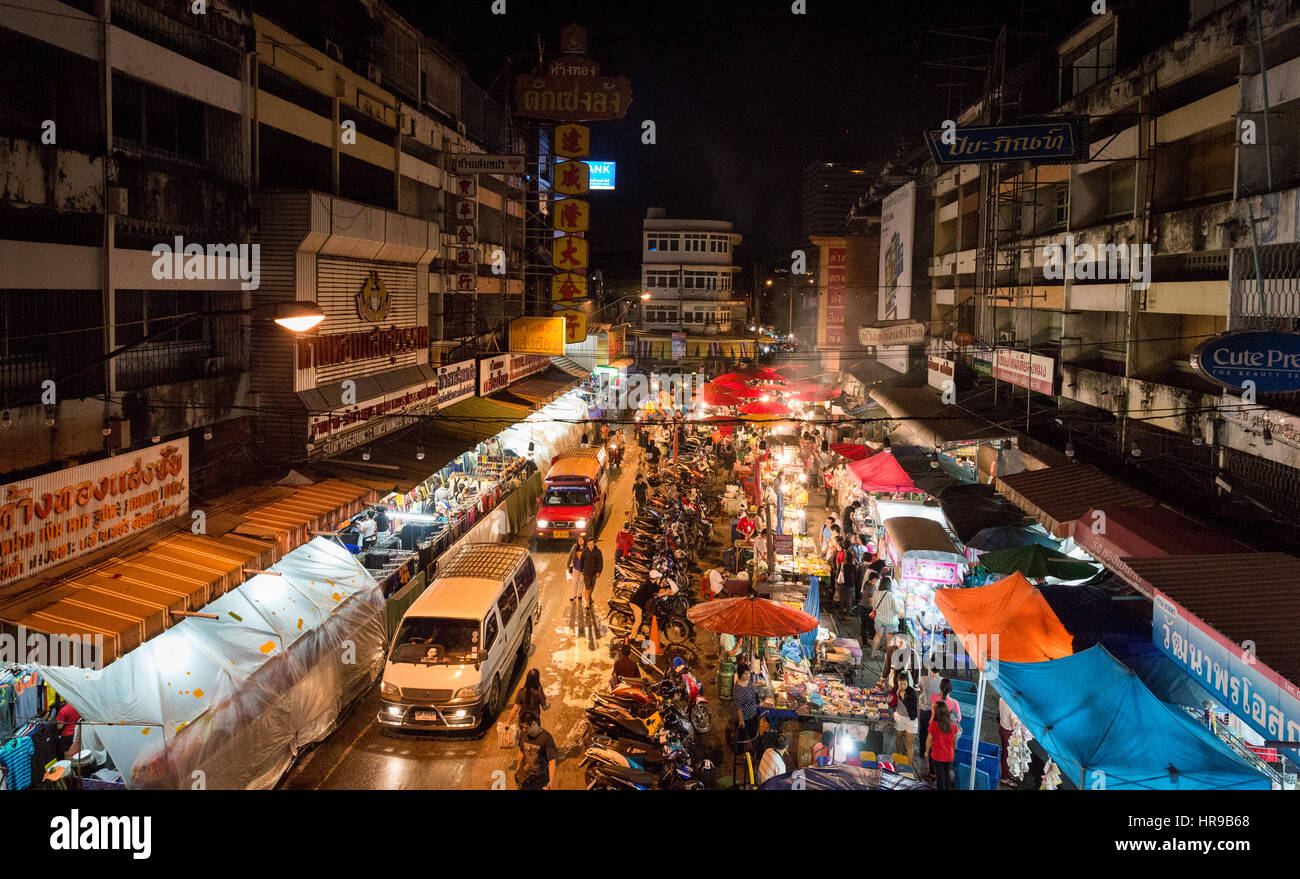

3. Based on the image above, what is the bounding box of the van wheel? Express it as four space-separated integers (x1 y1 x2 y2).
487 677 504 718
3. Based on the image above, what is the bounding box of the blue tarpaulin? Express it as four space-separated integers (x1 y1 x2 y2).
1039 585 1217 708
994 646 1269 790
800 576 820 660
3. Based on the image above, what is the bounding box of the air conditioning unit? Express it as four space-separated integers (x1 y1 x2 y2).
325 40 343 63
106 186 128 216
202 356 226 376
997 331 1015 344
365 63 382 85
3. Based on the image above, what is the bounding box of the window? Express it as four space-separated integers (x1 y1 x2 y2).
516 558 536 596
1106 163 1135 218
389 617 481 665
1060 24 1116 102
1054 186 1069 227
1185 129 1235 202
483 612 499 654
497 583 519 626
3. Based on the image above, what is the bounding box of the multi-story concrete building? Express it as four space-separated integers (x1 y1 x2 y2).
866 0 1300 541
0 0 526 480
802 160 877 243
639 209 744 332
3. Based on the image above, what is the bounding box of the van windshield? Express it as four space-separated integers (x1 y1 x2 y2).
390 617 480 665
544 485 593 506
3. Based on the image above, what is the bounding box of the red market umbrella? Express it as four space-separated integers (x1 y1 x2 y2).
688 595 819 637
739 400 793 416
732 387 771 399
829 442 872 461
711 376 750 391
700 414 736 435
695 387 743 406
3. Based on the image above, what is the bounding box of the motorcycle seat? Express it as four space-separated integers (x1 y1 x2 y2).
596 763 658 786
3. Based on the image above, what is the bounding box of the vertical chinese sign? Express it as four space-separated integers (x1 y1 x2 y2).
819 245 847 347
449 173 478 299
514 24 632 350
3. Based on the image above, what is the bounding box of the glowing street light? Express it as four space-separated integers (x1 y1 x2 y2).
273 301 326 332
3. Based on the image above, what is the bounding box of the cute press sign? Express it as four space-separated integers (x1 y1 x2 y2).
1192 331 1300 393
0 440 189 585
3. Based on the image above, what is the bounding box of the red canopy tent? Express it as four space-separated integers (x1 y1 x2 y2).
711 376 750 391
739 400 793 416
847 454 917 493
701 414 737 436
829 442 872 461
731 387 771 399
694 387 744 406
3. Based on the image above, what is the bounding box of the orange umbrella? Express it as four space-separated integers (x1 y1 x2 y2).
687 595 819 636
934 572 1075 667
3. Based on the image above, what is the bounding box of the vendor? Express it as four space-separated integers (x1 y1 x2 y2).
735 509 757 542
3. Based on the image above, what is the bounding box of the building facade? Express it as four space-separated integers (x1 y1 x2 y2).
639 209 744 333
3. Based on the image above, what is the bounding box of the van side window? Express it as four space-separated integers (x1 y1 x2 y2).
497 582 519 626
483 612 499 654
516 557 537 595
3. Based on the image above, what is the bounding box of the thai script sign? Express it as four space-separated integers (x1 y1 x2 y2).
509 353 550 384
994 349 1055 395
1154 591 1300 762
858 322 926 346
509 316 566 356
0 440 189 585
437 358 477 408
450 154 526 175
513 72 633 122
927 355 955 390
926 119 1086 165
301 326 429 369
479 355 511 397
821 245 847 347
1192 331 1300 393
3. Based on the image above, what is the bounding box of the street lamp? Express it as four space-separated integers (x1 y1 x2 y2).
272 301 326 332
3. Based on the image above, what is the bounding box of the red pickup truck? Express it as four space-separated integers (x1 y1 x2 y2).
535 447 609 541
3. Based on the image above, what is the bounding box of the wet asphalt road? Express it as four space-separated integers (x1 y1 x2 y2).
278 435 726 790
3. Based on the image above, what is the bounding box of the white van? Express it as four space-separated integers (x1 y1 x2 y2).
378 544 540 730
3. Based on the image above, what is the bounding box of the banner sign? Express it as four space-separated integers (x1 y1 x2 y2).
437 358 477 408
1191 331 1300 393
1154 591 1300 762
973 349 994 377
310 384 439 448
510 316 566 355
925 119 1087 165
449 175 477 198
479 354 511 396
822 246 847 347
450 154 526 175
556 308 587 345
509 353 550 384
588 161 616 190
553 160 590 195
554 198 590 233
993 349 1055 395
303 326 429 369
513 72 633 122
551 272 588 302
1 440 189 585
555 123 591 158
858 323 926 346
927 355 955 390
552 235 589 271
671 332 687 359
878 183 915 321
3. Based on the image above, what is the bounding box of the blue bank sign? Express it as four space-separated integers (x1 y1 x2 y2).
1191 331 1300 393
588 160 616 190
925 119 1086 165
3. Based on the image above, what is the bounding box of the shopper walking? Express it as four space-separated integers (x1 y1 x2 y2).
891 675 919 766
515 710 558 790
924 700 957 790
511 668 549 725
870 577 900 660
733 665 761 748
633 474 648 513
566 537 585 604
581 535 603 608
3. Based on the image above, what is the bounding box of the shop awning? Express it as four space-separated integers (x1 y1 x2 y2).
1121 553 1300 687
312 426 472 494
869 386 1013 449
504 367 581 406
296 363 438 411
995 464 1155 538
935 571 1075 666
228 478 375 551
551 355 590 378
435 395 532 443
1072 504 1251 582
847 453 918 493
993 646 1269 789
937 494 1028 543
882 516 964 563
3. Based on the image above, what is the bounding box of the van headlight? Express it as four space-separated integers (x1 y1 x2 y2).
538 519 549 529
454 683 482 700
381 681 400 698
575 519 587 529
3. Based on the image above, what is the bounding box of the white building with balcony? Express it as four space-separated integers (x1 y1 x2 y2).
639 209 744 334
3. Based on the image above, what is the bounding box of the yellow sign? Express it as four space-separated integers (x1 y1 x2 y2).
552 235 589 271
556 308 587 345
553 197 590 233
555 123 591 158
551 272 589 301
509 316 566 355
554 160 590 195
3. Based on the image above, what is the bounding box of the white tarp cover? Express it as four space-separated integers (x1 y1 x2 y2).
38 537 386 790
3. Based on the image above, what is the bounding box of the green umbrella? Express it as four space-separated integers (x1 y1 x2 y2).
976 543 1099 581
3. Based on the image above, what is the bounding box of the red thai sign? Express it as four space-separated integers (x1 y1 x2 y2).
302 326 430 369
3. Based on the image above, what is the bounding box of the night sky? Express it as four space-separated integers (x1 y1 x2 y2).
395 0 1027 278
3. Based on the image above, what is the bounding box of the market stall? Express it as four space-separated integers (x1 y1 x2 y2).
880 516 967 630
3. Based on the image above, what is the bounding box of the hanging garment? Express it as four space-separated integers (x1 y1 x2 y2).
0 735 35 791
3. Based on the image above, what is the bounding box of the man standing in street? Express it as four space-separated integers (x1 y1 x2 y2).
515 710 558 790
633 474 648 513
581 535 604 608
